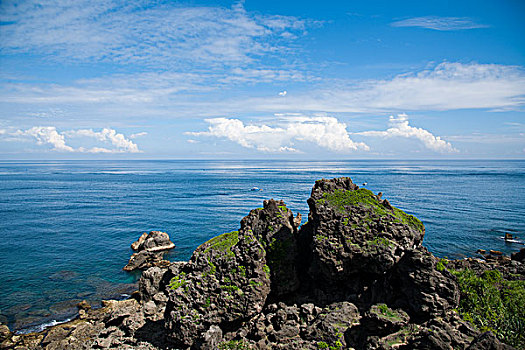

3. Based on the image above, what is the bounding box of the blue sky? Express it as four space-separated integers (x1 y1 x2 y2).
0 0 524 159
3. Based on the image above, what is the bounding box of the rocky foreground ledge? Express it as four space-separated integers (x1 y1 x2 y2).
2 177 524 349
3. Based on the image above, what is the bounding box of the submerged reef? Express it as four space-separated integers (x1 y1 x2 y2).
1 177 523 349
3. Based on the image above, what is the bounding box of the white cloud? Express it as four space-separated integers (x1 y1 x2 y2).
391 16 488 31
279 91 287 96
1 62 523 123
262 62 525 113
66 128 139 153
5 126 140 153
357 114 457 153
130 132 147 139
15 126 74 152
0 1 305 67
187 116 369 153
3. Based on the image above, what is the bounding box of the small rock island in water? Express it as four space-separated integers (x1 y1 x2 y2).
1 177 524 349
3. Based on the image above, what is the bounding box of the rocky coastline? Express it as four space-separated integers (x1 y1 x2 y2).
1 177 523 349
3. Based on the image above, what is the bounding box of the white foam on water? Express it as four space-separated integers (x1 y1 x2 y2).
16 317 73 334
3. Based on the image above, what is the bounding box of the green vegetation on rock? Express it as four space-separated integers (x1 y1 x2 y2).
322 189 424 232
436 258 449 272
201 230 239 258
367 237 394 247
372 303 405 322
168 272 187 290
452 268 525 348
268 236 292 264
218 340 250 349
263 264 270 278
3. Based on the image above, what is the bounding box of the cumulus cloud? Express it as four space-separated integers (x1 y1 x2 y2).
391 16 488 31
65 128 140 153
15 126 74 152
6 126 140 153
187 116 369 153
357 114 457 153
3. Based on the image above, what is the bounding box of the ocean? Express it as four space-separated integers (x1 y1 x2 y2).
0 160 524 332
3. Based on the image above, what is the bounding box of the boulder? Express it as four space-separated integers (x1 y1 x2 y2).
124 231 175 271
300 177 427 304
164 229 270 348
388 248 459 321
511 248 525 263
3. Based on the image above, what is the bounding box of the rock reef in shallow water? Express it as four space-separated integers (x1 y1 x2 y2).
124 231 175 271
2 177 521 350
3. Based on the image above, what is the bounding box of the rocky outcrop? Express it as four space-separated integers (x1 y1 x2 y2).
164 228 271 348
4 177 520 350
511 247 525 263
123 231 175 271
240 199 302 297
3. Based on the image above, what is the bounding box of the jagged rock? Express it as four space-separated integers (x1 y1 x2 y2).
124 231 175 271
0 324 11 342
77 300 91 311
365 304 410 335
196 325 223 350
240 199 301 297
302 177 425 301
124 250 163 271
347 303 410 348
304 301 360 348
139 266 166 303
164 229 271 348
467 331 515 350
131 231 175 252
511 248 525 263
388 248 459 321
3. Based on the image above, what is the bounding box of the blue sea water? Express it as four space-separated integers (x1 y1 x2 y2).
0 160 524 332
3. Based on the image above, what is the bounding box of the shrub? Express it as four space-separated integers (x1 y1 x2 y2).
452 268 525 348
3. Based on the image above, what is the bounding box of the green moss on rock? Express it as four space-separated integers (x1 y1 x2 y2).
169 272 187 290
322 189 424 232
200 230 239 257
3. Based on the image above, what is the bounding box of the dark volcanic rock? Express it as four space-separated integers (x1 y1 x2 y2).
240 199 302 297
299 178 429 306
511 248 525 263
164 229 271 348
388 248 459 321
467 331 515 350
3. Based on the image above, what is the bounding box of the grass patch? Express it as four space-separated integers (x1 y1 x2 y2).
452 268 525 348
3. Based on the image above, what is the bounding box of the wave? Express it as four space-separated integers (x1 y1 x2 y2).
16 317 73 335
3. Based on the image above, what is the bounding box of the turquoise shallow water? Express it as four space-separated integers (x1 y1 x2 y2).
0 160 524 331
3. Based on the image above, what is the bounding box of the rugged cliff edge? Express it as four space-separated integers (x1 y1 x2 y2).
2 177 523 349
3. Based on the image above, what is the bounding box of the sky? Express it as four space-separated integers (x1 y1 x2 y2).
0 0 524 159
